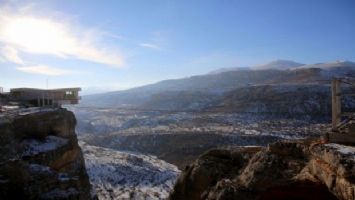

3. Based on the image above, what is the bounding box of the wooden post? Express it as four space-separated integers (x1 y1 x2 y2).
332 79 341 131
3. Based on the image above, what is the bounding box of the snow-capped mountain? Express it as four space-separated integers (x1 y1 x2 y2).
252 59 304 70
208 60 304 74
80 142 180 200
298 60 355 69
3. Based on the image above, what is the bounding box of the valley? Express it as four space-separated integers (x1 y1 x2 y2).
71 106 330 168
69 60 355 199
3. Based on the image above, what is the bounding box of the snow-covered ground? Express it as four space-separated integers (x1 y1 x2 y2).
324 143 355 156
71 106 331 170
80 142 180 200
70 106 330 139
22 136 68 157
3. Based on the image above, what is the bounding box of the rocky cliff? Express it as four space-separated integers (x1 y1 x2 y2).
0 108 95 199
169 139 355 200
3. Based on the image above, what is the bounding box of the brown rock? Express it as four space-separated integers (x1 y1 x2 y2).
169 140 354 200
0 108 95 200
12 108 77 140
170 147 258 200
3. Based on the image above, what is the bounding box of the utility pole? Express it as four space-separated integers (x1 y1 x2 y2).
331 78 341 131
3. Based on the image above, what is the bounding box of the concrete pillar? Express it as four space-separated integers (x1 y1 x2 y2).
332 79 341 131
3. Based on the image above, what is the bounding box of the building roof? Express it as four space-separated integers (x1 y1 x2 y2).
10 88 81 92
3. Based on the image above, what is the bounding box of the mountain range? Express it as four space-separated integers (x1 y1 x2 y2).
81 60 355 113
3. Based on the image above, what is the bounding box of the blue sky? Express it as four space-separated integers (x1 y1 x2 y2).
0 0 354 94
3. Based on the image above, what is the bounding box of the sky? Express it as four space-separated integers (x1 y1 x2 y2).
0 0 354 94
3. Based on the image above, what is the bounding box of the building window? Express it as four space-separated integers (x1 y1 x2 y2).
65 91 73 95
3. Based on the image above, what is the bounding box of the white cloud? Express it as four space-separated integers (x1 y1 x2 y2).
0 10 124 67
16 65 71 76
139 43 161 50
0 45 24 64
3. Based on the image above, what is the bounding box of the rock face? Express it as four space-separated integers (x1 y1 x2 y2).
170 140 355 200
0 108 95 199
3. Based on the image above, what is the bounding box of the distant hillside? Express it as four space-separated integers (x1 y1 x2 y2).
81 60 355 108
209 60 355 74
253 59 304 70
299 60 355 69
208 67 249 74
208 59 304 74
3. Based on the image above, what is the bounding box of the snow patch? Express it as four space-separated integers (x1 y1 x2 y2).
325 143 355 155
80 142 180 200
22 136 68 157
28 164 52 174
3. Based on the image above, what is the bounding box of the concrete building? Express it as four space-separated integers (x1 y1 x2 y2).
8 87 81 107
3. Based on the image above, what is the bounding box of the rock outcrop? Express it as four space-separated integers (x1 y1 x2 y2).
170 140 355 200
0 108 95 199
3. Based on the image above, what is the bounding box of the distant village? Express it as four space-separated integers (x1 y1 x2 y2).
0 87 81 111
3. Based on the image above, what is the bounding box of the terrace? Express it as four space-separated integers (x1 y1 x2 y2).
0 87 81 109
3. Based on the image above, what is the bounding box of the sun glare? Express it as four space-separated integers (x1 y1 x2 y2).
1 17 75 56
0 15 123 66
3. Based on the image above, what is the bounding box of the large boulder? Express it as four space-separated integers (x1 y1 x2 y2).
169 140 355 200
0 108 95 200
12 108 77 140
